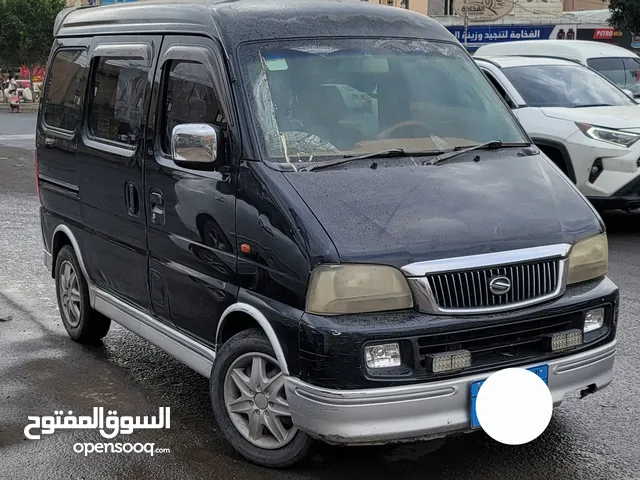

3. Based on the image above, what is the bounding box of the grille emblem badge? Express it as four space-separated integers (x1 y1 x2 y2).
488 276 511 295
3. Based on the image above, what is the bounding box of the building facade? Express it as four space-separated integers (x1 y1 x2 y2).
563 0 608 12
366 0 429 15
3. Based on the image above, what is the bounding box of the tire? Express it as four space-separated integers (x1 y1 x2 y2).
210 328 312 468
55 245 111 343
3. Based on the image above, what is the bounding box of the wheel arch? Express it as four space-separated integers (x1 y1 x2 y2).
215 303 290 375
51 225 95 306
532 138 577 184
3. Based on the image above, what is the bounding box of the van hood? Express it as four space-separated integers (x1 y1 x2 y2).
542 105 640 130
283 152 602 269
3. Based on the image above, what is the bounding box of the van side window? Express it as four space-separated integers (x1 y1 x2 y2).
42 50 89 131
162 60 226 154
88 58 149 146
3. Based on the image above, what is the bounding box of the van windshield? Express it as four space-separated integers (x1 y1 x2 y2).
238 39 528 163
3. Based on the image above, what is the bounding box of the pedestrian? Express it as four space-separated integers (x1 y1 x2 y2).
9 92 20 113
5 76 20 113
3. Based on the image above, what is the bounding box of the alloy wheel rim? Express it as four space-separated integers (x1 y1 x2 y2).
223 352 297 449
59 260 81 328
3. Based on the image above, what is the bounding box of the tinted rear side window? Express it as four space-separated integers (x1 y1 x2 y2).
42 50 89 131
88 58 149 146
587 57 626 86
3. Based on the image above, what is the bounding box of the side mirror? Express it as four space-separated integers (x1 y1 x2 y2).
171 123 224 171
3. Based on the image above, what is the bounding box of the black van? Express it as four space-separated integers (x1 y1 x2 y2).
38 0 617 467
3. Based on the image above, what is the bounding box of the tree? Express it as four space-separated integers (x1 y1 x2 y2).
0 0 66 100
609 0 640 36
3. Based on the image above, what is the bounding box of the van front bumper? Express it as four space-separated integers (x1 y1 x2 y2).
284 339 616 445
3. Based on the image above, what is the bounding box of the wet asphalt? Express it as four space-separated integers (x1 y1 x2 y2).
1 112 639 479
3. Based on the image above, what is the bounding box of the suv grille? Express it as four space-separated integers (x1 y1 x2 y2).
425 259 560 310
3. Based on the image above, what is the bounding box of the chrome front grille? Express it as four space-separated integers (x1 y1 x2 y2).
425 259 560 310
402 244 571 315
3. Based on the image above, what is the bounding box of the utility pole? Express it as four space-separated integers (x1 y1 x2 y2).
463 0 469 48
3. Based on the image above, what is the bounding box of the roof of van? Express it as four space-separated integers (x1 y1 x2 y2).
474 40 638 61
54 0 454 48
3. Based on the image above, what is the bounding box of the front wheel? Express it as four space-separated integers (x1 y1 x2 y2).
210 328 312 467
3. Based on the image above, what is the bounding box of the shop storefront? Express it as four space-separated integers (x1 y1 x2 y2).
434 7 638 54
446 24 577 51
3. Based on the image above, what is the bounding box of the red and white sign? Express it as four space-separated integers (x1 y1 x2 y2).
593 28 614 40
19 65 45 79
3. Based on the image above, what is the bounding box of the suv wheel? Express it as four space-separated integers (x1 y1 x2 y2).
55 245 111 343
210 328 312 467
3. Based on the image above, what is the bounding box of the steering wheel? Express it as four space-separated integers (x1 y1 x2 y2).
376 120 431 139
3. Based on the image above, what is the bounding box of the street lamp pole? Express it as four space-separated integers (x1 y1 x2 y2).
463 0 469 48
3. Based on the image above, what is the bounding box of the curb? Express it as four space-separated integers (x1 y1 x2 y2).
2 103 40 113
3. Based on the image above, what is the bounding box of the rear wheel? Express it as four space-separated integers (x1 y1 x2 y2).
55 245 111 343
210 328 312 467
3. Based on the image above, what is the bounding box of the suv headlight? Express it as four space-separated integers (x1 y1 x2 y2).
567 233 608 285
577 123 640 148
306 264 413 315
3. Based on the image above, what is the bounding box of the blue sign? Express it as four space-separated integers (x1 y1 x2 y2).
447 25 557 50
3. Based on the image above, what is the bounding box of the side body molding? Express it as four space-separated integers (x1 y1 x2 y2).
48 227 289 377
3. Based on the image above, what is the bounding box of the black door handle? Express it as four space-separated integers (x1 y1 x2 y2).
125 182 139 216
150 190 165 225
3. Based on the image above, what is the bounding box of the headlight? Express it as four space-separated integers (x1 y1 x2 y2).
577 123 640 148
567 233 608 285
306 264 413 315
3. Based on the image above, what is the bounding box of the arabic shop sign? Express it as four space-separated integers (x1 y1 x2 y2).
448 25 557 49
452 0 513 22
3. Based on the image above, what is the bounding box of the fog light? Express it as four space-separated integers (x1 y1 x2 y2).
543 329 583 352
365 343 401 368
584 307 605 333
426 350 471 373
589 159 603 183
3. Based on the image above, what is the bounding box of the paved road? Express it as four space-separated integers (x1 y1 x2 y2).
0 112 36 150
1 113 639 479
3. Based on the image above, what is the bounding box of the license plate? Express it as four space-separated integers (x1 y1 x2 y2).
470 364 548 429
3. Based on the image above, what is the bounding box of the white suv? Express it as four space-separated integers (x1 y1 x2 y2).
475 55 640 211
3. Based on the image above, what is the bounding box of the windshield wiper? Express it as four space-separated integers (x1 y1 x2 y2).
423 140 504 166
303 148 408 171
572 103 614 108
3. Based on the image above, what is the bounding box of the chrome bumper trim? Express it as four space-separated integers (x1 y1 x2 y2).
401 243 572 277
285 340 616 445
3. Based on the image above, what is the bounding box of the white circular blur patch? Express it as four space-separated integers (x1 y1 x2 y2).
475 368 553 445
